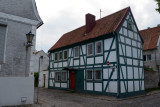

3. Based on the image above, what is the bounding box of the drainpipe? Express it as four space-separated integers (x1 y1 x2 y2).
155 46 160 87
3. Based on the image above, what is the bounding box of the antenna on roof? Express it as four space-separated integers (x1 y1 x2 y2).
100 9 102 18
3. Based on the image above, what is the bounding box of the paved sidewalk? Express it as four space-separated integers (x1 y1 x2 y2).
33 88 160 107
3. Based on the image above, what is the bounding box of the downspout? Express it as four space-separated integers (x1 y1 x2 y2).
114 32 120 97
155 39 160 87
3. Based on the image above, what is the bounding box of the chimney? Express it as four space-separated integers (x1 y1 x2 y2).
85 13 96 34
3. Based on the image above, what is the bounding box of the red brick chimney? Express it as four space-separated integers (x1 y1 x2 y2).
86 13 96 34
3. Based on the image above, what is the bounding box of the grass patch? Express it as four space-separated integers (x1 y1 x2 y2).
145 87 160 93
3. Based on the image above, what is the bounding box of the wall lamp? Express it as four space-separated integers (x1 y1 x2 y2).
26 32 34 47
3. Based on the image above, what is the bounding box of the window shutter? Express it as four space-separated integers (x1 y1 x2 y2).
0 26 6 63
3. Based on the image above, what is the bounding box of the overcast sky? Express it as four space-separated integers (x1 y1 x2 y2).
35 0 160 52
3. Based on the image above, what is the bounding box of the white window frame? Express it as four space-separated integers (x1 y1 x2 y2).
63 50 68 60
143 54 152 61
95 41 102 55
54 52 58 61
74 46 79 58
59 51 63 61
86 70 93 80
94 69 102 80
55 72 60 81
61 71 67 81
87 43 93 56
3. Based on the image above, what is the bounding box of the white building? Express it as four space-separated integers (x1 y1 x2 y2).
0 0 43 106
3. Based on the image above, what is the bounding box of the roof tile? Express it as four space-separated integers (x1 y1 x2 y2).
49 7 130 52
140 26 160 50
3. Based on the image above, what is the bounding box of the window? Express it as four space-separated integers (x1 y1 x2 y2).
94 70 102 80
55 72 60 81
64 50 68 60
54 53 58 61
96 41 102 54
143 54 151 61
74 46 79 58
87 43 93 56
128 21 133 30
0 25 7 63
59 51 62 61
61 72 67 81
143 55 146 61
86 70 93 80
147 55 151 61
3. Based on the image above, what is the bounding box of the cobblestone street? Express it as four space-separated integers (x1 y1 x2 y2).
33 88 160 107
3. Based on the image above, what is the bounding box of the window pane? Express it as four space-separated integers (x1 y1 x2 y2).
95 70 101 80
96 42 102 54
147 55 151 61
88 44 93 55
87 70 93 80
55 72 60 81
143 55 146 61
55 53 58 61
61 72 67 81
59 52 62 60
74 47 79 57
64 50 68 59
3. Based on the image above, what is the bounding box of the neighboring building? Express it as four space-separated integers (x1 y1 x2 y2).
0 0 43 106
33 50 49 73
140 25 160 71
33 50 49 88
48 7 144 98
39 70 49 88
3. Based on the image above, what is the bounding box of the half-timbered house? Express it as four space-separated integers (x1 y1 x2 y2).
48 7 144 98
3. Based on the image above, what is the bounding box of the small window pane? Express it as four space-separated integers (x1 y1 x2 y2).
59 52 62 60
147 55 151 61
95 70 101 80
87 70 93 80
88 44 93 55
55 72 60 81
96 41 102 54
64 50 68 60
55 53 58 61
61 72 67 81
128 20 133 30
74 47 79 57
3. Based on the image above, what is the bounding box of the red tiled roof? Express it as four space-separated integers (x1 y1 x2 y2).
49 7 130 52
140 26 160 50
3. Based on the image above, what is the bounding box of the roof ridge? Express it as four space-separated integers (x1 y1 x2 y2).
140 25 160 32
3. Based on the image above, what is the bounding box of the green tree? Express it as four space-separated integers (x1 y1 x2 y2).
155 0 160 13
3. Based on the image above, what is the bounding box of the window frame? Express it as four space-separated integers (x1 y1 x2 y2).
54 52 58 61
74 46 79 58
55 72 61 81
61 71 67 81
59 51 63 61
95 41 102 55
147 54 151 61
128 19 133 31
63 50 68 60
94 69 102 80
87 43 93 56
86 70 93 80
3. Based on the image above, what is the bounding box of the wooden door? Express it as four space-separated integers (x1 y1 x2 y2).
70 71 76 90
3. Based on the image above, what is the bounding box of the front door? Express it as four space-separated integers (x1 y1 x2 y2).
70 71 76 90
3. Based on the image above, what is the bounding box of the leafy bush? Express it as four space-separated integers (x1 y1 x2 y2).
144 66 153 71
34 72 39 80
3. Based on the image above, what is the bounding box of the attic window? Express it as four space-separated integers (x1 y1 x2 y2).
128 20 133 30
54 53 58 61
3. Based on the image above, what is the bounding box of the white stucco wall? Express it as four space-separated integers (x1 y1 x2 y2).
39 70 48 88
0 77 34 106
